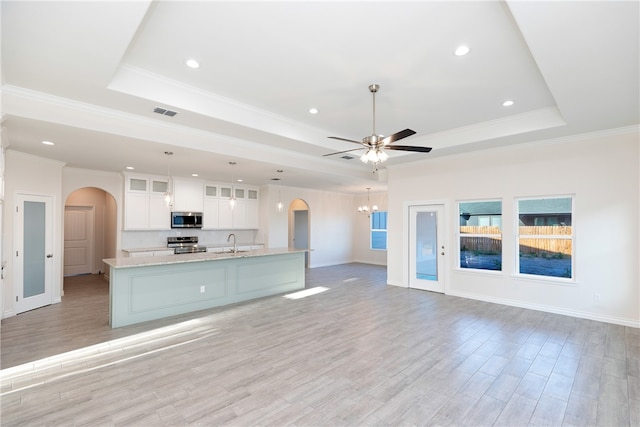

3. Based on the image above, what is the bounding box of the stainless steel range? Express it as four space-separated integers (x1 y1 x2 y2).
167 236 207 254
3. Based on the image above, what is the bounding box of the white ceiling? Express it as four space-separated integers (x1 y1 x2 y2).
2 1 638 193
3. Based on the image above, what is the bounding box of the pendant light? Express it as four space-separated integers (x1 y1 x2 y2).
163 151 173 208
277 194 284 213
229 161 237 208
276 169 284 213
357 187 378 217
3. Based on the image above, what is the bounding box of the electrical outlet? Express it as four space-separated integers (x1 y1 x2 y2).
200 285 205 293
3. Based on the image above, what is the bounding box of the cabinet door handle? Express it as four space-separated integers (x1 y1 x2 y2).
46 254 53 258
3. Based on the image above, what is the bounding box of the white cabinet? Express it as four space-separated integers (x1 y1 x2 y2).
153 249 174 256
245 187 259 229
203 183 220 229
172 178 204 212
217 184 234 229
125 175 258 230
217 185 259 229
128 249 174 257
238 244 263 251
206 246 232 253
128 250 155 257
124 175 170 230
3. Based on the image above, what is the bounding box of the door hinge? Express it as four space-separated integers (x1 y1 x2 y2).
16 251 19 257
16 296 18 302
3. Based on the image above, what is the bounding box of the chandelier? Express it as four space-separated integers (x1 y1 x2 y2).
357 188 378 216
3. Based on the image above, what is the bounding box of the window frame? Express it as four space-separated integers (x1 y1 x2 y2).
515 195 575 283
370 211 387 251
457 199 503 273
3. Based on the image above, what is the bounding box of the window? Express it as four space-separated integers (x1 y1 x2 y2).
459 200 502 271
371 211 387 250
517 196 573 279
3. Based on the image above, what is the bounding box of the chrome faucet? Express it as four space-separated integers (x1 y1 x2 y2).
227 233 237 253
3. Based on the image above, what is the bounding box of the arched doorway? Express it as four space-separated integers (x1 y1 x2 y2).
64 187 117 277
289 198 310 267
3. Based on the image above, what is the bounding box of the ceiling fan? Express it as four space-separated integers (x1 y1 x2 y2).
324 84 432 165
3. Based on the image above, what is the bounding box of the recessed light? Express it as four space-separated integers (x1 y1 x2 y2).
191 173 199 177
185 59 200 69
502 100 515 107
41 140 55 146
309 108 319 114
237 178 243 183
126 166 135 170
454 45 470 56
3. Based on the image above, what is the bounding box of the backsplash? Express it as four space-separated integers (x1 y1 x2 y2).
121 229 261 250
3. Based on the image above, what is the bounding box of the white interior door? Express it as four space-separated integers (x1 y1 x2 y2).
409 204 446 293
15 194 54 313
64 205 94 276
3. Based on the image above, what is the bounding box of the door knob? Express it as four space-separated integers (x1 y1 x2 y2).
46 254 53 258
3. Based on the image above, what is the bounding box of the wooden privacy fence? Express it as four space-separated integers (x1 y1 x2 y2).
460 226 502 254
460 226 572 256
519 226 572 257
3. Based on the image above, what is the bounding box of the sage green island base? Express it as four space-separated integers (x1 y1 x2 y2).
104 249 305 328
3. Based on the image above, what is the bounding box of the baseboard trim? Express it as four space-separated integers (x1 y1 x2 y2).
2 309 16 319
447 289 640 328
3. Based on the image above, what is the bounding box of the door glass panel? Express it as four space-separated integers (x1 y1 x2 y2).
415 211 438 281
24 201 46 298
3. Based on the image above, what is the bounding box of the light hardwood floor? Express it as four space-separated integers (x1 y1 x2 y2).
1 263 638 426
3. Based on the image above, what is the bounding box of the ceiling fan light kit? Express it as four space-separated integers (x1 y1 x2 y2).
325 84 432 167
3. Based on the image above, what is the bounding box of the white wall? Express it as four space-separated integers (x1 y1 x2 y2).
262 184 356 268
387 128 639 327
3 150 65 317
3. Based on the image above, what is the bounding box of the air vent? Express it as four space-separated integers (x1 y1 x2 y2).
153 107 178 117
341 155 355 160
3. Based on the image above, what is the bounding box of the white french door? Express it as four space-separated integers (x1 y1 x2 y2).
409 204 446 293
14 194 54 313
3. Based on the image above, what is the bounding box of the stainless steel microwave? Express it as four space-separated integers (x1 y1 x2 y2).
171 212 203 228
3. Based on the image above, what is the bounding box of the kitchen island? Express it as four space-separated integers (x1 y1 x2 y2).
103 248 306 328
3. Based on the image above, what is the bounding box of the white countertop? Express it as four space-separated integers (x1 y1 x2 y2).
104 247 305 269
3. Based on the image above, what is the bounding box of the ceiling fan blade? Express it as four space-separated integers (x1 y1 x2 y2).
328 136 362 145
381 128 416 145
323 148 363 157
385 145 432 153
